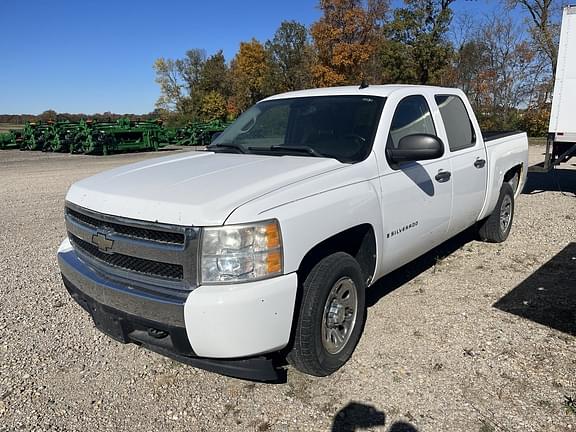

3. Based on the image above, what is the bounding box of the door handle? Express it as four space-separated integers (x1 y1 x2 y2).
435 170 451 183
474 158 486 168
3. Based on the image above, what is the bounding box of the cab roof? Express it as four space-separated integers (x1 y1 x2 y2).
262 85 462 102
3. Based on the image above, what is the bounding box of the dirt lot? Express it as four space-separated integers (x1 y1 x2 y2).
0 146 574 432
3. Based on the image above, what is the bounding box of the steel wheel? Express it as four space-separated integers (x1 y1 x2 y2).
287 252 366 376
478 182 515 243
500 195 512 233
321 276 358 355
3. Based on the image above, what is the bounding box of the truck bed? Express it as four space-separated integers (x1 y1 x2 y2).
482 131 523 142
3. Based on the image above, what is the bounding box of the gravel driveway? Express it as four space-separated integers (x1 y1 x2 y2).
0 145 574 432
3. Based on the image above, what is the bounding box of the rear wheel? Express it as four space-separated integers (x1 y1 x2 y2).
287 252 366 376
478 182 515 243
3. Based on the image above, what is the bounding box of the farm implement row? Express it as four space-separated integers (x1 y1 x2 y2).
0 119 230 155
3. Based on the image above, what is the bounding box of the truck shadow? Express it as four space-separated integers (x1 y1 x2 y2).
524 166 576 194
493 242 576 336
331 402 418 432
366 227 477 307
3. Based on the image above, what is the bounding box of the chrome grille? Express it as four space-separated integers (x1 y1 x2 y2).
69 234 184 280
65 202 199 291
66 207 185 245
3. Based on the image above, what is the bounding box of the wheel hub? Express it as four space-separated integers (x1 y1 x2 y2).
500 195 512 232
321 277 358 355
327 302 346 327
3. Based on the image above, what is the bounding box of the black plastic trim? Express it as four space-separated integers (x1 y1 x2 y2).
482 130 523 142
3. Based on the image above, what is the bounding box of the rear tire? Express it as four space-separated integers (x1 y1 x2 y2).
287 252 366 376
478 182 515 243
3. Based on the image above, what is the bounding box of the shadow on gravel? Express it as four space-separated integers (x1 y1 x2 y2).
366 227 477 307
493 242 576 336
523 166 576 195
331 402 418 432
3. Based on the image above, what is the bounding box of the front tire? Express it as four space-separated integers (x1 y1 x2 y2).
478 182 515 243
287 252 366 376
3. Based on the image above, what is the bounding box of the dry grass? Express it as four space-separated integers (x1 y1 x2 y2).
0 123 23 132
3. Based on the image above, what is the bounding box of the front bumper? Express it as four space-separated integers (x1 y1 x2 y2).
57 238 298 381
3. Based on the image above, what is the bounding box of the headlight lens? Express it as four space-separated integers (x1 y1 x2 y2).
200 220 283 284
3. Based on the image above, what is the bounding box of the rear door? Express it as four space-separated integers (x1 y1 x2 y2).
434 94 487 236
378 94 453 273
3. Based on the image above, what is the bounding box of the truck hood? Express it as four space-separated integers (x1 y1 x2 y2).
66 151 345 226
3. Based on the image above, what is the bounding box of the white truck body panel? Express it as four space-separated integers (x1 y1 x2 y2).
59 85 529 364
66 151 345 226
479 133 528 219
184 273 298 358
549 5 576 142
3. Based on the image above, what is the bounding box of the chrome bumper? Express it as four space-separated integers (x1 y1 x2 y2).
57 238 186 327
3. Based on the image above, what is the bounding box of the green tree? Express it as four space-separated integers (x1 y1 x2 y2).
153 49 207 120
153 57 185 111
266 21 313 92
176 49 206 94
199 50 230 97
383 0 455 85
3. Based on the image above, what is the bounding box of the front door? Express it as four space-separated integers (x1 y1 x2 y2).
378 94 453 274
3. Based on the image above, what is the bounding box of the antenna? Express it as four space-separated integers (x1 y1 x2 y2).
359 80 369 89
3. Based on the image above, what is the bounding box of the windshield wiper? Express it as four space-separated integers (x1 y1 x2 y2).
206 143 246 154
248 145 327 158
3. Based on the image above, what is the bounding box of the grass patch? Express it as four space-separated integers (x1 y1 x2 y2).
564 395 576 415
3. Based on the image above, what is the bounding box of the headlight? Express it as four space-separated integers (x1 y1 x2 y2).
200 220 283 284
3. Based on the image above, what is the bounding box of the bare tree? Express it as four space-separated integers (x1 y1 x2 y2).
507 0 564 79
450 13 547 129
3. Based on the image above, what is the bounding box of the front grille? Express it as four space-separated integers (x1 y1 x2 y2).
67 207 185 245
64 202 199 289
70 234 184 280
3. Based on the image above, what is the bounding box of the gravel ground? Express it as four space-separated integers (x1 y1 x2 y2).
0 145 574 432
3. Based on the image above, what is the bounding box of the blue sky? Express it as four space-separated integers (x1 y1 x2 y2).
0 0 508 115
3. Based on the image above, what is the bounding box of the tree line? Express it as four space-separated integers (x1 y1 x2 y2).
154 0 566 136
0 110 158 126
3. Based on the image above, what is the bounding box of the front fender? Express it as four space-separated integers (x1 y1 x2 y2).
225 158 384 279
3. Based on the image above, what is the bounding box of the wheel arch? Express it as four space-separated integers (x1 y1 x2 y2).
503 163 523 195
296 223 377 285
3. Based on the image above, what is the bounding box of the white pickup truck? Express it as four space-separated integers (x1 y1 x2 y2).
58 85 528 381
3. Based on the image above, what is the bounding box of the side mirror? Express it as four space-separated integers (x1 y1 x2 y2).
387 134 444 164
211 132 222 143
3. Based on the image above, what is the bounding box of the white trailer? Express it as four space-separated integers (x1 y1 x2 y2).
539 4 576 171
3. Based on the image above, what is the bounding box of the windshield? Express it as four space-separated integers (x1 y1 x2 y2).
211 95 385 163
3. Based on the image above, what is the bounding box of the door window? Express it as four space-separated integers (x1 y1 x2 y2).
434 95 476 151
387 95 436 149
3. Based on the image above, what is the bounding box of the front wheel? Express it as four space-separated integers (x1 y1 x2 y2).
478 182 515 243
287 252 366 376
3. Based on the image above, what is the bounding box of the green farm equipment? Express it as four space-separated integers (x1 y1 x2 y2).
5 117 215 155
70 118 166 155
176 120 230 146
20 122 53 151
43 121 84 152
0 130 22 149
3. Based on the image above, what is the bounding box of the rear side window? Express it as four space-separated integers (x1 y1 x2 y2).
435 95 476 151
387 95 436 149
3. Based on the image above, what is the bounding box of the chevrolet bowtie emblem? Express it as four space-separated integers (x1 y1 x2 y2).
92 232 114 252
